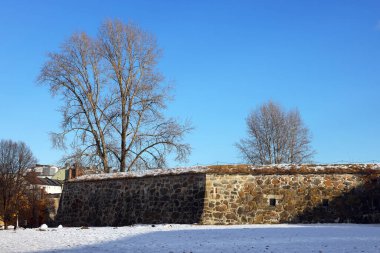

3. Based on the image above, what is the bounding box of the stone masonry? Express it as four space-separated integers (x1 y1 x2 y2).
57 173 206 226
57 164 380 226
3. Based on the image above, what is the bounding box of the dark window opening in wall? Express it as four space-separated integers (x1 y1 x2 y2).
269 198 276 206
322 199 329 207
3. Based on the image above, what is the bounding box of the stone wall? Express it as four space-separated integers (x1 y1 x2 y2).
58 173 205 226
57 165 380 226
202 173 380 224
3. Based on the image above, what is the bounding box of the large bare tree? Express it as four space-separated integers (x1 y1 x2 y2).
38 20 191 172
237 101 314 165
0 140 37 229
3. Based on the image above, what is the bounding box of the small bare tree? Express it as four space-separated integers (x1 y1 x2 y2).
237 101 314 165
0 140 37 229
39 20 191 172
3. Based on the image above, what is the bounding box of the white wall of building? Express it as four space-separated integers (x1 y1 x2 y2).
38 185 62 194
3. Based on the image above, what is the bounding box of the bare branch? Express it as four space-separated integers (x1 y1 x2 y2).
237 101 315 165
38 20 191 172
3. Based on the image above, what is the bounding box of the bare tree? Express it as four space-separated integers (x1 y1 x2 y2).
38 32 112 171
38 20 191 172
0 140 37 229
237 101 314 165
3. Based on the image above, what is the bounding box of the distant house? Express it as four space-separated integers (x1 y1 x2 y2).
53 164 103 181
25 173 63 225
53 167 84 181
26 176 63 195
30 164 59 179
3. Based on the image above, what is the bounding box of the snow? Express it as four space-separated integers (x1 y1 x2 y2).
72 163 380 182
39 224 48 231
73 166 208 181
1 224 379 252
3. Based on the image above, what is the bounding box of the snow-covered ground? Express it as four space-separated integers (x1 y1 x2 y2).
1 224 379 253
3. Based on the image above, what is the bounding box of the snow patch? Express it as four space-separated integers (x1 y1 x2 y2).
39 224 48 231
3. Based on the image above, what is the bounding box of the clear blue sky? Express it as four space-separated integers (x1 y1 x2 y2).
1 0 380 166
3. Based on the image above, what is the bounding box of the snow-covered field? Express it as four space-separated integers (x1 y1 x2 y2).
1 224 379 253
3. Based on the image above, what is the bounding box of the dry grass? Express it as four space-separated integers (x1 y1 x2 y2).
207 164 380 175
68 164 380 183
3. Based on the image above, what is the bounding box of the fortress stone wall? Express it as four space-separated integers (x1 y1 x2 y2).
57 164 380 226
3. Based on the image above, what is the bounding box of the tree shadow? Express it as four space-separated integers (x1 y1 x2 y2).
34 225 380 253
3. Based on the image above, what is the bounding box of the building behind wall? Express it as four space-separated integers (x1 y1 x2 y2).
53 164 102 181
23 173 64 227
30 164 59 179
57 164 380 226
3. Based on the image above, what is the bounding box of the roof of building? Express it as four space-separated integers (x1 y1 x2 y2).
27 176 63 186
70 164 380 182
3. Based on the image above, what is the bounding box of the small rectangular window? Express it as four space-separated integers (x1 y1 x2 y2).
269 198 276 206
322 199 329 207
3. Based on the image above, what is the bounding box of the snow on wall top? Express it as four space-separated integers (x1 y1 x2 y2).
70 164 380 182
